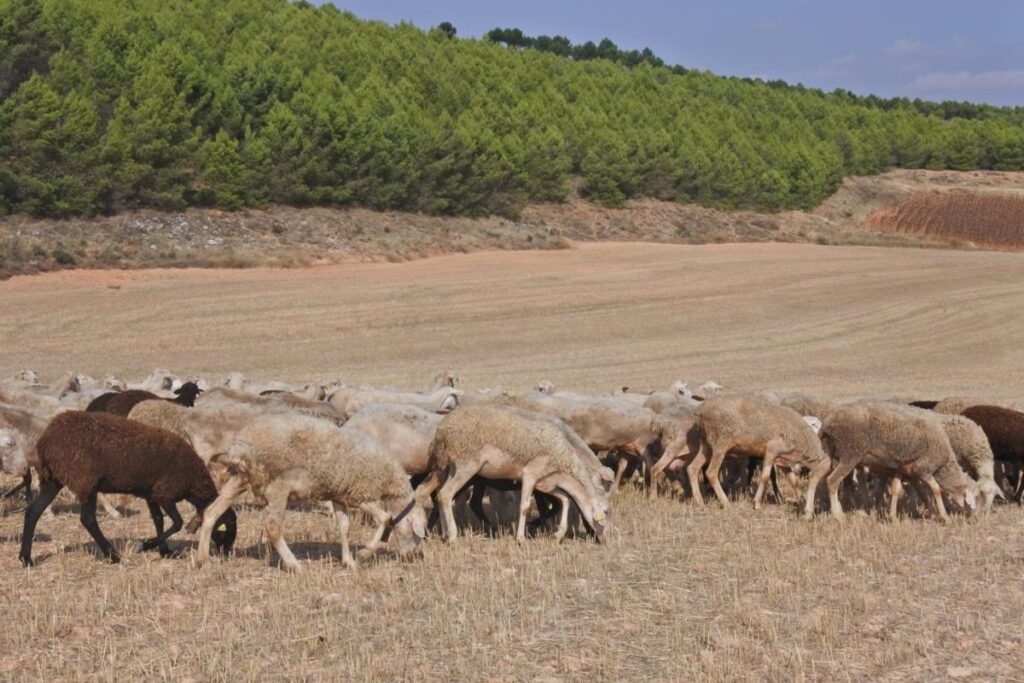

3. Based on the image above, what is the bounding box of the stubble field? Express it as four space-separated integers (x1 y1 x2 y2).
1 242 1023 681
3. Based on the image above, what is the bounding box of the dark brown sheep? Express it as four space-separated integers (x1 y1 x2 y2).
19 411 235 566
87 382 203 417
961 405 1024 502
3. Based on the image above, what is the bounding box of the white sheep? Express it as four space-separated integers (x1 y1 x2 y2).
196 414 427 572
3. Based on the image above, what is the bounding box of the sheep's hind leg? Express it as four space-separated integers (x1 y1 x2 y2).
19 479 62 567
888 477 904 521
97 493 122 519
802 458 831 520
826 460 857 520
752 443 783 510
552 492 571 543
80 492 120 563
686 446 708 505
704 443 731 508
468 482 497 535
332 503 356 569
263 480 301 572
515 473 539 543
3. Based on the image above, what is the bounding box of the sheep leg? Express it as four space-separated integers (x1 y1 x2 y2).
437 464 480 542
141 503 183 555
197 475 245 565
468 482 497 535
686 447 708 505
802 458 831 520
704 444 731 508
649 449 683 499
826 461 857 520
331 503 356 569
263 480 301 572
143 501 172 557
3 472 31 501
752 446 781 510
920 474 950 523
79 492 120 563
888 477 904 520
97 493 123 519
18 479 61 567
516 474 539 543
1013 464 1024 504
552 492 571 543
356 502 391 559
611 454 630 494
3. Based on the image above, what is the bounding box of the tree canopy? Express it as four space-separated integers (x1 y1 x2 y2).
1 0 1021 218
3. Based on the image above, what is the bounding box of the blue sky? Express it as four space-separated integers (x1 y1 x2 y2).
321 1 1024 106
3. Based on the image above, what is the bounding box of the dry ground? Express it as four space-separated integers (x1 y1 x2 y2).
1 242 1024 681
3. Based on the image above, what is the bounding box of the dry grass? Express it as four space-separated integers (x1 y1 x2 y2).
1 242 1024 681
867 191 1024 249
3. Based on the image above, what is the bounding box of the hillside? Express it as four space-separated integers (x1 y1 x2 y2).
3 169 1022 280
1 0 1023 222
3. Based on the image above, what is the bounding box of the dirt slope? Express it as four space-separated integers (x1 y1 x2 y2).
3 169 1023 279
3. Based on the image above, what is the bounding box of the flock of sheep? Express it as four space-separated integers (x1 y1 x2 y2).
1 368 1022 571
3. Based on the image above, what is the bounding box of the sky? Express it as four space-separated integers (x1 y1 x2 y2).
321 1 1024 106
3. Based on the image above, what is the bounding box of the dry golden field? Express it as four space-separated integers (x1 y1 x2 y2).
2 242 1024 681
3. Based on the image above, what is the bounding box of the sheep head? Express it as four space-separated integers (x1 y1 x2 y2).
387 499 428 557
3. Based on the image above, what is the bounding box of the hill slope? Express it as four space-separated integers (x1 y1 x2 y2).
1 0 1023 220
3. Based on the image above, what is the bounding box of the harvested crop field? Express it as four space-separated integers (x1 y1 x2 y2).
2 242 1024 681
867 191 1024 249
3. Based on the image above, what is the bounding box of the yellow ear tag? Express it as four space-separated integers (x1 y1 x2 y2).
593 511 606 522
216 523 228 532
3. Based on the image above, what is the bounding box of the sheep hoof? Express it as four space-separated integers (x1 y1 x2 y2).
108 553 122 564
19 555 33 568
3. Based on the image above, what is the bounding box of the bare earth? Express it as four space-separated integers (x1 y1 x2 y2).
1 242 1024 681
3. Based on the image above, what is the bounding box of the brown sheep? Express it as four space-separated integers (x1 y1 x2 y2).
19 412 236 566
961 405 1024 502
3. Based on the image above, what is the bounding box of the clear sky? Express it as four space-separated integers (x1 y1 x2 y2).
320 1 1024 106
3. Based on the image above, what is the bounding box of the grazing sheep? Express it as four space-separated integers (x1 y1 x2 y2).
343 404 444 483
87 382 202 417
197 387 344 424
19 412 236 566
501 392 663 492
417 405 611 543
196 414 427 571
329 386 460 421
643 380 699 414
690 395 830 517
961 405 1024 503
820 402 978 522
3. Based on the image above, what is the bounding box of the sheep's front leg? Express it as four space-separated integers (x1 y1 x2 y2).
552 491 571 543
141 502 183 554
687 447 708 505
888 476 904 520
80 492 120 563
802 457 831 520
753 443 783 510
356 502 391 560
920 473 950 523
143 501 171 557
437 463 481 542
263 480 301 572
332 503 356 569
19 479 62 567
516 473 539 543
197 475 245 565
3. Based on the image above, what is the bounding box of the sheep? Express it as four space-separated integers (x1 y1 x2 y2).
820 402 978 522
431 370 461 390
500 392 663 492
329 386 460 421
648 405 700 498
130 368 181 394
86 381 202 417
195 414 426 571
19 412 236 566
417 405 611 544
343 404 444 484
0 427 28 487
197 387 345 424
777 393 842 421
695 381 724 400
644 381 700 414
689 395 830 518
961 405 1024 503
